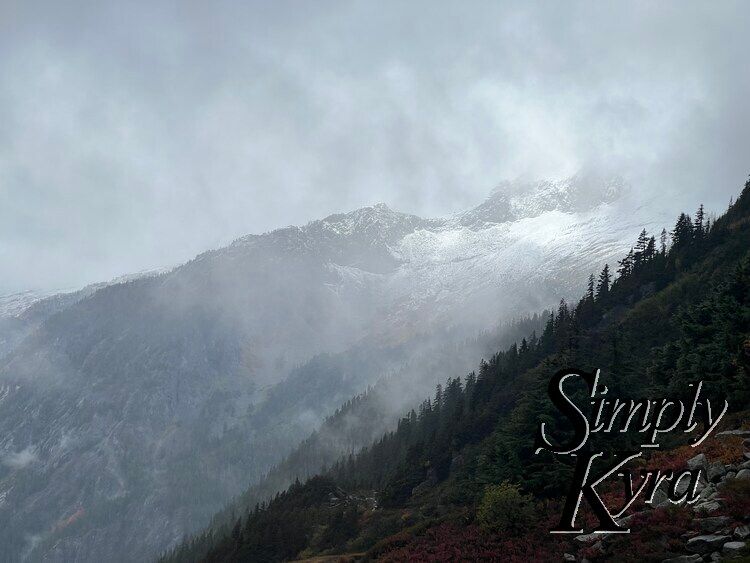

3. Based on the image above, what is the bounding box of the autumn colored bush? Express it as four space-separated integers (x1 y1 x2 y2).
648 434 745 473
367 518 437 559
376 522 565 563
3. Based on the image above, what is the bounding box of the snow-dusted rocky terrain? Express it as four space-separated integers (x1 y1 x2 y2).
0 176 673 561
222 174 666 348
0 269 170 361
0 269 170 322
0 291 60 320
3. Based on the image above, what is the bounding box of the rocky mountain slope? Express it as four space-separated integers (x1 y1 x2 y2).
0 176 670 561
0 269 168 360
162 179 750 563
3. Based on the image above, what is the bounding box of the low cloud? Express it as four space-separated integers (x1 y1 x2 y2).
2 446 38 469
1 2 749 292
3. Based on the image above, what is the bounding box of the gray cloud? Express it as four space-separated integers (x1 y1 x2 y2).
1 446 38 469
1 1 749 292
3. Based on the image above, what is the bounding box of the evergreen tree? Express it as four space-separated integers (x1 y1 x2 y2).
434 384 443 412
660 228 668 254
635 228 649 253
694 204 705 237
617 249 634 279
529 330 538 351
671 213 694 247
554 300 569 339
596 264 611 300
645 236 656 261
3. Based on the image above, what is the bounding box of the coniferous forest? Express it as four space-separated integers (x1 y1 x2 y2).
160 182 750 562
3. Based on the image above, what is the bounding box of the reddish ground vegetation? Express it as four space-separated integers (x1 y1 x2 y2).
375 522 567 562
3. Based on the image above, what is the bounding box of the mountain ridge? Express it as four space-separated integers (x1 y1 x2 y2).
0 174 668 562
161 179 750 563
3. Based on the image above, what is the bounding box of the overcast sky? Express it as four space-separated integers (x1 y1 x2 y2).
1 1 749 293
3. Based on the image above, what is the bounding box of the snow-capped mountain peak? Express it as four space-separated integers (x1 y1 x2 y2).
310 202 424 243
450 174 626 230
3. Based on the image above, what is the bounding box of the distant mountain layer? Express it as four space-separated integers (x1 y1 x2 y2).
0 269 168 361
0 175 670 562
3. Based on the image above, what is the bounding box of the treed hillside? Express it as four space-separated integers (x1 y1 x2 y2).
162 180 750 562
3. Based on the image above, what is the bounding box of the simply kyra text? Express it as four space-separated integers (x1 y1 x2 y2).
534 368 728 534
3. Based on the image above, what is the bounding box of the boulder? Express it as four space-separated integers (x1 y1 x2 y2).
563 553 576 562
693 500 721 513
651 486 670 507
616 514 635 528
687 453 708 472
722 541 747 556
674 477 693 497
698 516 732 533
699 483 717 500
736 468 750 480
735 525 750 540
707 462 727 483
686 534 731 554
574 532 599 545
